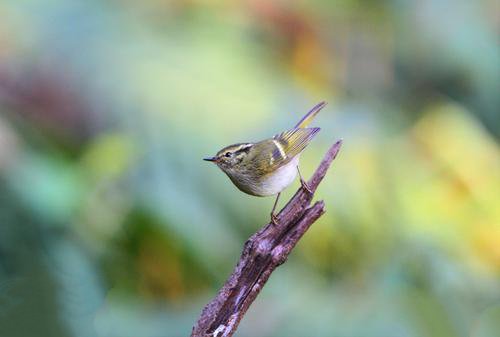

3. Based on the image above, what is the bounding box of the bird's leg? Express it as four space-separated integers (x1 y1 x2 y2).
270 193 281 225
297 166 313 194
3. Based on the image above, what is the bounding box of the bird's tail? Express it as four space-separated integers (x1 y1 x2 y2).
294 101 327 129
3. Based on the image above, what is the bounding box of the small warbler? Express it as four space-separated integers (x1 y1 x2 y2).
204 101 326 224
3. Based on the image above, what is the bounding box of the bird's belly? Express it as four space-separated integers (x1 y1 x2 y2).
228 157 299 197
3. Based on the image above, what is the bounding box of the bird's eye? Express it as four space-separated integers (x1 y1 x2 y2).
224 152 231 158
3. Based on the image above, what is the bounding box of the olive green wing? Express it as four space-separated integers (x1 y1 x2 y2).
251 127 320 173
274 127 320 161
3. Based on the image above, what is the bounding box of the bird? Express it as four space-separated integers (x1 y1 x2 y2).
204 101 326 224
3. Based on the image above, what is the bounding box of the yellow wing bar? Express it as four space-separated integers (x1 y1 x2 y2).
273 127 320 162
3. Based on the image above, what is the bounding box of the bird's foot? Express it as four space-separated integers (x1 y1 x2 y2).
300 178 313 194
270 213 279 226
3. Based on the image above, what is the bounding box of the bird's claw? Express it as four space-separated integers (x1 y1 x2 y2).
270 213 279 225
300 178 313 194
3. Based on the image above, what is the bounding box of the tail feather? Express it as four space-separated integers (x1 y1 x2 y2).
294 101 327 128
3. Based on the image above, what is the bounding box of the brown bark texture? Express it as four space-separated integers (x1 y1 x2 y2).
191 139 343 337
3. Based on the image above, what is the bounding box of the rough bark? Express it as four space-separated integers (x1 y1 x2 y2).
191 139 343 337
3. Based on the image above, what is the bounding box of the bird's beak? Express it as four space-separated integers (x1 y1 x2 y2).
203 157 217 162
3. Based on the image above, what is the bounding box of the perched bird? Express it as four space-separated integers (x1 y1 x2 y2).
204 101 326 224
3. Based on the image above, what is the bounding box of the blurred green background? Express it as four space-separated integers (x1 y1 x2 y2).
0 1 499 336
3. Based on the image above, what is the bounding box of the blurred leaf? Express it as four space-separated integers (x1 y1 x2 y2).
7 153 85 225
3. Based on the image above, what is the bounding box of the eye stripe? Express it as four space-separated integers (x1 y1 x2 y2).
235 143 252 152
233 144 253 156
217 143 253 158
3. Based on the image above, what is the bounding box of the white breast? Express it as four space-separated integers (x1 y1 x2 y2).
224 156 300 197
249 156 299 196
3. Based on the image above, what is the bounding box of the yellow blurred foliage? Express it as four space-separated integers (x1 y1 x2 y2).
413 101 500 272
81 133 137 179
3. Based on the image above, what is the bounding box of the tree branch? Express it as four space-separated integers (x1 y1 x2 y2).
191 139 343 337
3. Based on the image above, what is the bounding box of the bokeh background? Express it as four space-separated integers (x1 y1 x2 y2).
0 1 499 336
